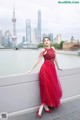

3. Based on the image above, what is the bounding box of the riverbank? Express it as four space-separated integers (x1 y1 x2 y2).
56 50 79 56
0 49 80 76
0 48 80 56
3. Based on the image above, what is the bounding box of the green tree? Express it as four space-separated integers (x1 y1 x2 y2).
37 43 44 48
59 41 64 49
52 41 64 50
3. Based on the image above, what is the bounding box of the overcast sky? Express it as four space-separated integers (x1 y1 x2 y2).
0 0 80 42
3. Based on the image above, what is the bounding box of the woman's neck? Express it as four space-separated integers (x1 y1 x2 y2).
45 46 51 49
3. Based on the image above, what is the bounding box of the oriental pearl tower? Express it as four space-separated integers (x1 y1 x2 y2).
12 6 17 46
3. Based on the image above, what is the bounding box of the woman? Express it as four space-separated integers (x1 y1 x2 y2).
28 37 62 118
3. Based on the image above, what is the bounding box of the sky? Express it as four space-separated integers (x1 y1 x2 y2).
0 0 80 42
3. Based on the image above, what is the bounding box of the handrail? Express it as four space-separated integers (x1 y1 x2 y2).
0 67 80 114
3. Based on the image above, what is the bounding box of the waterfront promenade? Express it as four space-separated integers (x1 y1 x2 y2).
56 50 79 56
0 48 80 56
8 98 80 120
0 67 80 120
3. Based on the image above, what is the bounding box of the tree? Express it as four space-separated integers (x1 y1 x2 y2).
37 43 44 48
59 41 64 49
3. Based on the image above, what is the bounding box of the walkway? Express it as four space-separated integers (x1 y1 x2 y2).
8 98 80 120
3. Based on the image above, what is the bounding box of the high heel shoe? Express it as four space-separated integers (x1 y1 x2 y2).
44 105 51 113
37 108 41 118
44 108 51 113
37 104 44 118
37 113 41 118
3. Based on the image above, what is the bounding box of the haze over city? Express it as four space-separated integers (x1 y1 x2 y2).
0 0 80 42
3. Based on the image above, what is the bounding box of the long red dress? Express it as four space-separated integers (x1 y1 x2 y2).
39 48 62 108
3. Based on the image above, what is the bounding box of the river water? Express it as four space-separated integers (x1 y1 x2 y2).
0 49 80 76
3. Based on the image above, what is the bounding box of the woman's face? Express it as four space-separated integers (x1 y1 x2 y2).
43 38 51 46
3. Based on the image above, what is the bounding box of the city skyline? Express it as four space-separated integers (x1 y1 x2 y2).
0 0 80 43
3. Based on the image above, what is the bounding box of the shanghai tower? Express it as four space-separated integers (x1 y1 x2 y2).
37 10 41 42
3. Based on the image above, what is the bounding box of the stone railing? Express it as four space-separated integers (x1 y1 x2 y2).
0 67 80 116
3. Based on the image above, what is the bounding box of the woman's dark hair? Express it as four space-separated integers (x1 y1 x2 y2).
43 37 51 43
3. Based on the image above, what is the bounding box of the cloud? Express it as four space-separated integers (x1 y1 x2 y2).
0 0 80 41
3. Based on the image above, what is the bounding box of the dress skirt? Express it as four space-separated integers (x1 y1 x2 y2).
39 60 62 108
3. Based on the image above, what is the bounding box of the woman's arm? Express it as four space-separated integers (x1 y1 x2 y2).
27 50 45 73
54 56 62 70
52 47 62 70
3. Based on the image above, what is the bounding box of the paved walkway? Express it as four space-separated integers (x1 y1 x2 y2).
8 98 80 120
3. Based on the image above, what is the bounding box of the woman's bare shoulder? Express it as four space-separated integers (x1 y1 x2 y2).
38 48 46 57
40 48 45 53
51 47 56 51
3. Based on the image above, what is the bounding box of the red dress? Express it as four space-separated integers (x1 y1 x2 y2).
39 48 62 108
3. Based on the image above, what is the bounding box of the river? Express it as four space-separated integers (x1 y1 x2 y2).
0 49 80 76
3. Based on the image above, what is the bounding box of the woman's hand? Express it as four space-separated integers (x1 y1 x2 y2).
58 67 62 71
25 69 32 74
27 70 32 73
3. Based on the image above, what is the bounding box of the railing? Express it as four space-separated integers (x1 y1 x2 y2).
0 67 80 116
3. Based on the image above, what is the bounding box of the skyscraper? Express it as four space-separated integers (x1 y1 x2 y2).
0 30 3 45
33 10 41 43
4 31 12 47
56 34 61 44
12 6 17 46
48 33 53 42
26 19 31 43
37 10 41 42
